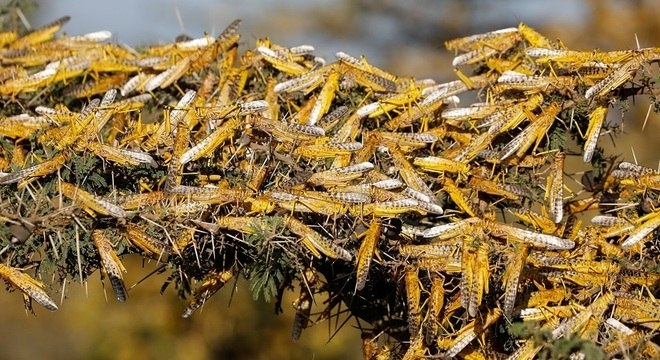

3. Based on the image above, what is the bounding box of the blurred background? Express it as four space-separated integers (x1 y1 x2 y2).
0 0 659 359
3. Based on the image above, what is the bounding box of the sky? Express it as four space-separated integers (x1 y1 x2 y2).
30 0 588 77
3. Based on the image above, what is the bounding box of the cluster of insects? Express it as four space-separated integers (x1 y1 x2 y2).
0 16 658 359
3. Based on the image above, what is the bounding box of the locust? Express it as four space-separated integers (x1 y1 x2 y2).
0 263 58 311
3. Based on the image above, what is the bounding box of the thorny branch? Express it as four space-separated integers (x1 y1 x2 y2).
0 16 658 359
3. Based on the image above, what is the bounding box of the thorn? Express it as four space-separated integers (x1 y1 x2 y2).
15 7 31 31
642 102 652 132
175 7 185 35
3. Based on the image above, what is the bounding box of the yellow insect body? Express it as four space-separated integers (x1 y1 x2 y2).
452 131 495 162
506 318 560 360
583 103 608 162
92 230 128 302
358 85 423 119
413 156 470 175
118 191 168 210
527 288 570 308
60 182 128 218
502 244 529 318
445 27 518 52
374 131 437 152
441 308 502 358
465 240 489 317
306 70 339 126
620 210 660 249
451 33 519 66
585 53 645 99
0 31 17 46
519 304 581 322
404 266 422 337
67 73 129 98
291 269 316 342
306 162 374 186
384 92 449 130
169 185 247 205
88 142 156 167
0 113 56 139
355 219 381 291
443 177 478 217
546 152 565 223
603 330 646 358
469 177 522 201
124 225 168 259
495 71 575 93
388 144 438 203
399 243 460 259
293 139 362 159
529 254 619 274
10 16 71 49
499 102 560 160
0 263 58 311
425 274 445 344
257 45 308 75
273 66 328 94
285 217 352 261
612 295 660 330
490 221 575 250
182 270 233 318
551 292 613 339
517 23 553 49
0 68 57 95
179 118 240 164
0 152 67 187
421 217 480 240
